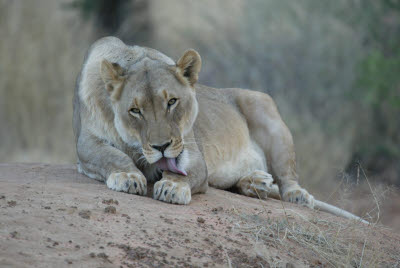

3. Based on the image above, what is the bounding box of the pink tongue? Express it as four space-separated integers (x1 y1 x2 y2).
155 157 187 176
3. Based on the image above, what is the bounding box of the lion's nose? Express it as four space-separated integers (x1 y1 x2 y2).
151 141 171 154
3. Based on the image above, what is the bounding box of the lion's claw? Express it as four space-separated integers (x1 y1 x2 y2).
106 172 147 195
282 186 314 208
153 179 191 205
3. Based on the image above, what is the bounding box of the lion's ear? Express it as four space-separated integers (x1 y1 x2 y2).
176 49 201 86
100 59 126 100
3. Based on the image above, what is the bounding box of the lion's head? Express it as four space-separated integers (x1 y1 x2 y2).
100 50 201 175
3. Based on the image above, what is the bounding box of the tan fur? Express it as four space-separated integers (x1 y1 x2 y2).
175 49 201 86
73 37 315 208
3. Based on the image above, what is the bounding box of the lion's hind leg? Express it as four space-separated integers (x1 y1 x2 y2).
236 170 280 200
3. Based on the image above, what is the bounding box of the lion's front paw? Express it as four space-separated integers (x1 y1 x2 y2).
106 172 147 196
153 179 191 205
282 186 314 208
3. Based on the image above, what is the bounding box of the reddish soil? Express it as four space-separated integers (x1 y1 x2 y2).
0 163 399 267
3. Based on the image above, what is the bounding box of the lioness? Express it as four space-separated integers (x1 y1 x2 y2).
73 37 367 223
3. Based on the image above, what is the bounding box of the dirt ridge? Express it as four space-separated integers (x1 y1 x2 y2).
0 163 399 267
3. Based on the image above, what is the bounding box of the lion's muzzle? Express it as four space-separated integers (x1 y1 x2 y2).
150 141 171 154
142 136 185 168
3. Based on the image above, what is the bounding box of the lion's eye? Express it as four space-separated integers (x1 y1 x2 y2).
168 98 177 106
129 108 141 114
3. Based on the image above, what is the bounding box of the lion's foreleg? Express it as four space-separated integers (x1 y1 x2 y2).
77 132 147 195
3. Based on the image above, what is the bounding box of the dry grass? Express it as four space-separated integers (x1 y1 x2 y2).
318 164 398 228
230 166 398 267
232 211 389 267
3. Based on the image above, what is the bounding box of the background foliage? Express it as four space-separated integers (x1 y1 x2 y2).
348 0 400 185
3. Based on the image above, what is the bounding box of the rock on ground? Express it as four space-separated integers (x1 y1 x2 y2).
0 163 399 267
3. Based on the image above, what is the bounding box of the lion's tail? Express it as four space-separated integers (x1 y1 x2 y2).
268 185 370 224
314 200 370 225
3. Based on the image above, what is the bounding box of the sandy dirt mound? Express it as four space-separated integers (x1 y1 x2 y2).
0 163 399 267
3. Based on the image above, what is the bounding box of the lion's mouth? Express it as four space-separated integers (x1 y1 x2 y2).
155 156 187 176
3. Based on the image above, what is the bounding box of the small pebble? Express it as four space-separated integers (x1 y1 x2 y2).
104 206 116 214
10 231 18 238
78 210 91 219
7 201 17 207
102 199 119 205
197 217 205 223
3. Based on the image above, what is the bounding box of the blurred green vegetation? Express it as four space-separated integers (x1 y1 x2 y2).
349 0 400 183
